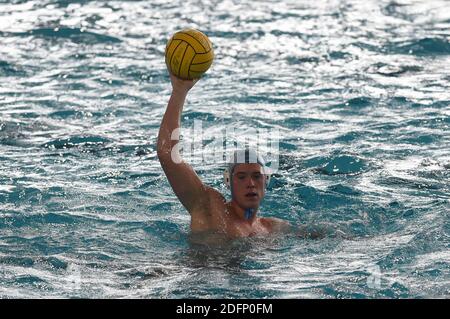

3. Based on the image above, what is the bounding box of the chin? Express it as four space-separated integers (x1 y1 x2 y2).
234 195 263 210
242 200 260 210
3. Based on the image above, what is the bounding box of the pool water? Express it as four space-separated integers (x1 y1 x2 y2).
0 0 449 298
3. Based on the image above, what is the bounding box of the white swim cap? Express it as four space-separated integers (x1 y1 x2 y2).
223 148 271 189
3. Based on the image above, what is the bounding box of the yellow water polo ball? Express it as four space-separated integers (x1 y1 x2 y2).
165 28 214 80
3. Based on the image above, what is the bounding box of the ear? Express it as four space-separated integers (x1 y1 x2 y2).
265 174 271 189
223 170 231 189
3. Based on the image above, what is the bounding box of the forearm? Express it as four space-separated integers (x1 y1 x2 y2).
157 90 188 158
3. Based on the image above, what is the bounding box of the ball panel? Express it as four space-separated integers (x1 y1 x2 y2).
189 70 205 79
191 50 214 65
189 59 213 73
173 32 207 53
170 41 188 77
179 45 196 79
165 38 181 68
182 29 212 51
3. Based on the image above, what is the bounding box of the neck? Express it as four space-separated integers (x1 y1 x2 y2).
229 200 258 223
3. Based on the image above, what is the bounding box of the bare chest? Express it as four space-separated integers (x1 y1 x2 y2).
224 218 271 237
190 197 272 237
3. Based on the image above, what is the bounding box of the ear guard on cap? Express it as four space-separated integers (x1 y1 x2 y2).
223 170 271 189
224 170 231 189
265 170 272 188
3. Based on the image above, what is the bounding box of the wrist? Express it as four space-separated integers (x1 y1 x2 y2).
171 88 189 97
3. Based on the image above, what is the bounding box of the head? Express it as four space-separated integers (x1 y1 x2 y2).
223 149 271 213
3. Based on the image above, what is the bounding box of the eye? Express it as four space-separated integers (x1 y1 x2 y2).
252 173 262 180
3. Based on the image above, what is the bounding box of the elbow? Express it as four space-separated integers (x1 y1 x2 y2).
157 145 183 166
157 133 182 164
156 134 169 159
157 146 171 162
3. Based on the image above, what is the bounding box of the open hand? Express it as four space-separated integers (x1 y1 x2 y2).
170 73 199 95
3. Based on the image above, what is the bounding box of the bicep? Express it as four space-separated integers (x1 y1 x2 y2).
159 154 207 213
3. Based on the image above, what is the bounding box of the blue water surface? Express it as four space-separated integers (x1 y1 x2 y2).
0 0 449 298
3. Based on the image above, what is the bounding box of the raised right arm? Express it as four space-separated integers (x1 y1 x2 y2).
157 74 208 213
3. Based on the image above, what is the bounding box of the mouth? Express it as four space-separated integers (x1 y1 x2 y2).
245 192 258 199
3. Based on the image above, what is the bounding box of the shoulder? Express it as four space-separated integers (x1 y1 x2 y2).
260 217 291 233
189 186 228 232
205 186 226 202
189 186 226 217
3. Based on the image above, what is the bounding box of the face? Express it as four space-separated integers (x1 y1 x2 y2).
230 163 266 210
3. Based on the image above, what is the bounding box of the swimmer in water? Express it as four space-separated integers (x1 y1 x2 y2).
157 74 291 238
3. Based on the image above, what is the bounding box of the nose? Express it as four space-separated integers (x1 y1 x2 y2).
247 176 256 188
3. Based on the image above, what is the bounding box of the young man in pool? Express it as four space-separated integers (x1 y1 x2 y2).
157 74 290 238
